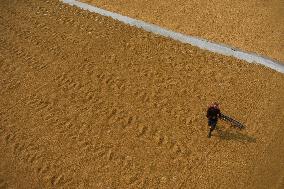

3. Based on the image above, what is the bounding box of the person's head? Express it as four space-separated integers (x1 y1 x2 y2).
213 102 219 108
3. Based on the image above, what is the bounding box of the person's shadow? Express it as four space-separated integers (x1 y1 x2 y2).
216 125 256 143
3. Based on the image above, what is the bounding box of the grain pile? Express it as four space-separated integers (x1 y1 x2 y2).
0 0 283 188
83 0 284 63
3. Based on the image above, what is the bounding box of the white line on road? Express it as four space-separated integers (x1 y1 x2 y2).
62 0 284 74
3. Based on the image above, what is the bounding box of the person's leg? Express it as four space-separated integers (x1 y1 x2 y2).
208 127 212 138
208 126 214 138
208 119 212 137
208 119 216 138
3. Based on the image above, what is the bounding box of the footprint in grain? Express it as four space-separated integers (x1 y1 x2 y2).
56 72 82 91
154 132 164 145
107 110 119 126
114 77 126 92
50 174 65 187
171 142 182 155
37 163 50 175
1 61 18 73
121 115 135 129
106 148 114 161
0 178 8 189
78 139 92 152
107 108 117 120
93 146 109 159
84 90 95 103
13 142 25 155
0 113 8 125
5 78 20 90
124 173 140 185
105 75 114 85
107 109 132 130
96 72 105 83
0 128 3 136
26 151 43 164
26 94 51 112
137 124 148 137
4 132 15 144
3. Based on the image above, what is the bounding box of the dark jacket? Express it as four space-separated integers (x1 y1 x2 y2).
206 106 221 120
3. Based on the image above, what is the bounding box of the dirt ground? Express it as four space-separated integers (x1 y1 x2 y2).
82 0 284 63
0 0 284 188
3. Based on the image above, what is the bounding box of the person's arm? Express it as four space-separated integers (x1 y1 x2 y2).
206 108 209 118
206 108 211 118
217 109 221 118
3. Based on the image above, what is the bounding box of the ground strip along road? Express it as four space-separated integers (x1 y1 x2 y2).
81 0 284 63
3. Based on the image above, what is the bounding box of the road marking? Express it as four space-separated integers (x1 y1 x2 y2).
62 0 284 74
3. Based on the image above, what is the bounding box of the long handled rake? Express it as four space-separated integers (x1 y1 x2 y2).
220 113 245 129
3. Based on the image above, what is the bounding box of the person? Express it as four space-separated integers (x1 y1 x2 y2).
206 102 221 138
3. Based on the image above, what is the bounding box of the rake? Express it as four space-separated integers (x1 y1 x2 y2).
220 113 245 129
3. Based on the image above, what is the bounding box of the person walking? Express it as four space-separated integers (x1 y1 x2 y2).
206 102 221 138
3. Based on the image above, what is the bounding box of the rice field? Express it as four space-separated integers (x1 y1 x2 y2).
0 0 283 188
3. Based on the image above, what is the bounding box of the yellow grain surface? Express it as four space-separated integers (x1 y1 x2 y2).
0 0 283 188
83 0 284 63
